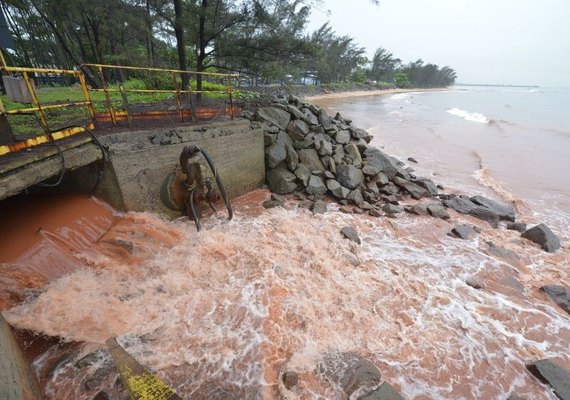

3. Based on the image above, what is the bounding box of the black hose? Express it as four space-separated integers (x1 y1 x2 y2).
35 143 66 187
68 125 108 194
196 147 233 221
189 188 201 231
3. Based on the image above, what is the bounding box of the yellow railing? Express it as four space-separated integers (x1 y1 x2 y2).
0 66 95 156
0 64 239 156
80 63 238 126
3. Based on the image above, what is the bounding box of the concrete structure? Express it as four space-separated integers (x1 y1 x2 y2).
0 119 265 217
0 314 41 400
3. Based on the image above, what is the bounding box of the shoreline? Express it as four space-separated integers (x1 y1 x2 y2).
305 87 453 101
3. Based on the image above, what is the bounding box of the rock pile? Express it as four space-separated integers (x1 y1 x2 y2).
245 94 562 253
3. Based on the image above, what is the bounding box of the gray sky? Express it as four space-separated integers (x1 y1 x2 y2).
307 0 570 87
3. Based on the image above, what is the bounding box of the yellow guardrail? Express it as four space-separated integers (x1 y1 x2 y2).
0 64 239 156
81 63 238 126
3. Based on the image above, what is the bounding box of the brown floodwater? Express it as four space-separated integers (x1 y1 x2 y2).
1 91 569 399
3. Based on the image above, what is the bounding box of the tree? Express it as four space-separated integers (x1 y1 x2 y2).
394 71 410 87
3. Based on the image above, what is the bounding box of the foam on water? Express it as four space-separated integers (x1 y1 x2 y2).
447 108 490 124
4 192 569 399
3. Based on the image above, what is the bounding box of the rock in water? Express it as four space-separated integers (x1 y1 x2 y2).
450 225 479 240
444 197 500 228
506 222 527 233
358 382 405 400
540 285 570 314
392 176 429 199
312 200 328 215
282 371 299 389
527 359 570 400
427 203 450 219
470 195 516 222
363 148 400 179
319 352 381 396
341 226 361 245
521 223 561 253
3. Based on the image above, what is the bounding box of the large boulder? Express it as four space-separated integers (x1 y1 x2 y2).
444 197 500 228
287 119 310 141
294 164 311 187
427 203 450 219
327 179 350 199
470 195 516 222
450 224 479 240
527 359 570 400
392 176 429 200
265 141 287 168
363 148 400 179
266 168 297 194
413 178 439 196
344 143 363 165
540 285 569 314
297 149 326 172
285 145 299 171
256 107 291 130
318 109 334 131
522 224 561 253
334 130 351 144
306 175 327 195
337 164 365 189
319 352 382 397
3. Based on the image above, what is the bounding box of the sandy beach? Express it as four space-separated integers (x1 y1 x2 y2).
305 87 453 101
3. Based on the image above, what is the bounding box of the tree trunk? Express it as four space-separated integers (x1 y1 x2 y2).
173 0 188 89
196 0 208 101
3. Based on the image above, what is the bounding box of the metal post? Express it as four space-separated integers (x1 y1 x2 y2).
76 71 97 127
187 72 196 122
118 83 133 127
97 66 116 125
227 76 234 120
22 71 51 138
172 72 183 122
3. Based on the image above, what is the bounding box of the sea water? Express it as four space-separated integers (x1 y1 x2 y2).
1 87 569 399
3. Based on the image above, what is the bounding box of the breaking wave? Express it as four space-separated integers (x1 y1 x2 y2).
447 107 490 124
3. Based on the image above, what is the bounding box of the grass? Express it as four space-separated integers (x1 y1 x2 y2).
1 79 252 138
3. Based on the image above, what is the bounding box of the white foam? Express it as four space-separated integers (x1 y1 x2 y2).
447 107 490 124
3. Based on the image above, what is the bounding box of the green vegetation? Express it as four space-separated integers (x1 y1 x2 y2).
394 72 411 88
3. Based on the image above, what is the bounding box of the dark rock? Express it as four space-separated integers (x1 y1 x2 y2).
470 195 516 222
369 209 383 217
348 189 364 206
362 165 381 176
294 164 311 187
350 127 373 143
450 224 479 240
265 141 287 168
103 239 135 254
334 130 351 144
318 109 334 131
345 143 363 166
392 176 429 200
383 204 403 214
466 280 483 290
267 168 297 194
282 371 299 390
380 183 400 196
382 195 400 205
285 145 299 172
360 201 374 210
292 191 306 200
286 104 304 120
327 180 350 199
298 149 326 172
315 137 333 156
287 119 311 141
407 157 418 164
444 197 500 228
427 203 450 219
358 382 405 400
363 148 400 179
413 178 439 196
507 395 526 400
256 107 292 130
264 133 277 147
485 241 521 262
312 200 328 215
262 200 282 209
341 226 361 245
527 359 570 400
540 285 570 314
407 204 428 216
302 108 319 125
521 224 561 253
353 207 365 214
337 164 365 190
506 222 527 233
306 175 327 196
319 352 381 396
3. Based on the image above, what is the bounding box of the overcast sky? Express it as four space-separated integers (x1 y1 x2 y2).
307 0 570 87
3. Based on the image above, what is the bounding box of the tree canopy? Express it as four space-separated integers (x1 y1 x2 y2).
0 0 457 88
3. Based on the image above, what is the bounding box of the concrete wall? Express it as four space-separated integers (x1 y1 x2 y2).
97 119 265 217
0 314 41 400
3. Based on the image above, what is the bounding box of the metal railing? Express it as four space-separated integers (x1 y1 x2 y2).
0 64 239 156
80 63 238 126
